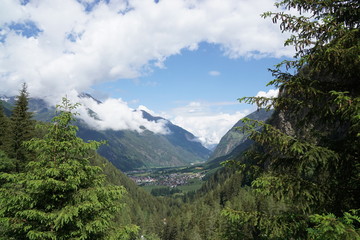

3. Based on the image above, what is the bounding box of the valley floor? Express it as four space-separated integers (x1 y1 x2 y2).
125 165 210 195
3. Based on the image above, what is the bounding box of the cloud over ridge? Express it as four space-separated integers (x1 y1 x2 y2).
0 0 291 146
168 101 252 147
69 91 170 135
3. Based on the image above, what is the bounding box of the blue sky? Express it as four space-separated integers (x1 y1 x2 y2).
93 42 281 113
0 0 292 147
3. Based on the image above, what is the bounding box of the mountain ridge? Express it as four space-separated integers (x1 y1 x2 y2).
206 109 273 167
0 94 211 171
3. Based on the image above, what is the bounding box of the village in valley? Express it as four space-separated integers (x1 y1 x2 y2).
126 167 206 188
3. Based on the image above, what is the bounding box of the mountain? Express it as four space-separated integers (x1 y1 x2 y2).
1 95 211 171
77 120 210 171
75 94 211 171
141 110 210 160
0 97 12 116
206 109 273 167
90 153 168 237
0 96 53 120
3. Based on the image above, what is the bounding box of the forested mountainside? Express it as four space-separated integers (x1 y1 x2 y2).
0 93 173 239
90 153 169 238
141 110 211 160
160 0 360 238
1 0 359 239
77 109 210 171
0 95 210 171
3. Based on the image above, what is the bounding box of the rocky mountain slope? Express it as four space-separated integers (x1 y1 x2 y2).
206 109 273 167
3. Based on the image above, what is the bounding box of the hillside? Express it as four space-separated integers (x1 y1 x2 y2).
141 110 210 160
0 95 211 171
90 153 168 237
77 122 210 171
206 109 273 167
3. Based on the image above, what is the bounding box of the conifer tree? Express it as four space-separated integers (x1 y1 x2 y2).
0 97 137 239
223 0 360 238
0 103 10 153
0 103 16 187
8 83 35 171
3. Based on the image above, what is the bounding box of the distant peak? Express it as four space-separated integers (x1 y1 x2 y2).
140 109 166 123
0 96 10 102
78 92 102 104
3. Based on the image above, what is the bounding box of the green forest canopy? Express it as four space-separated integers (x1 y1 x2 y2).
0 0 359 239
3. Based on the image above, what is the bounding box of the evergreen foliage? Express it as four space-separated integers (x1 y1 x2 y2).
90 153 167 239
0 150 15 184
1 1 359 238
307 209 360 240
0 104 10 153
151 187 182 197
222 0 360 238
8 83 35 171
0 97 137 239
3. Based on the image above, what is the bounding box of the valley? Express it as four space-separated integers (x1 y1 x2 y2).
126 165 211 196
1 94 272 200
1 1 358 239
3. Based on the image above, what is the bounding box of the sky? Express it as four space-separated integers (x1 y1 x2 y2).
0 0 293 148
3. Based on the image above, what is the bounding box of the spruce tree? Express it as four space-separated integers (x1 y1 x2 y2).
223 0 360 238
9 83 35 171
0 97 137 239
0 103 10 153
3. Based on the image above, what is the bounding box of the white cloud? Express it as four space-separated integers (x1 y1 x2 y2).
168 101 252 147
253 88 278 109
0 0 292 99
256 88 279 98
65 91 170 134
209 70 220 76
61 94 247 147
0 0 289 137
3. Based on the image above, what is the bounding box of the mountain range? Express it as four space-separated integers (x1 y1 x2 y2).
1 94 211 171
1 94 274 172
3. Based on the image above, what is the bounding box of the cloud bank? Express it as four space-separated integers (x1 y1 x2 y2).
169 90 278 147
0 0 291 99
167 101 251 147
0 0 290 146
67 91 170 134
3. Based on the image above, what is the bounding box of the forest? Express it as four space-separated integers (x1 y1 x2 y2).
1 0 359 239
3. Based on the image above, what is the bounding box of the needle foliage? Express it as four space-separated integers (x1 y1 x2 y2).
223 0 360 238
0 97 137 240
